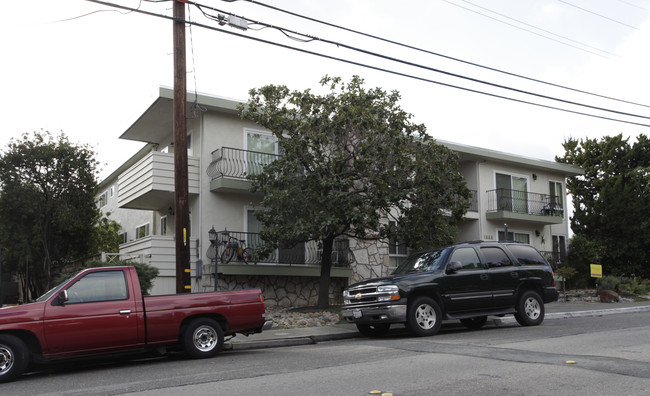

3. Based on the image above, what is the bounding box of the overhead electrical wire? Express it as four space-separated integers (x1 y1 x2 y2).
82 0 650 128
453 0 620 58
558 0 640 30
191 1 650 121
234 0 650 109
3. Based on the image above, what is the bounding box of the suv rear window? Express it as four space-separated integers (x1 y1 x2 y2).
507 245 548 266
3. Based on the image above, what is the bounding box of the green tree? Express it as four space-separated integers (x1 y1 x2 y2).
0 131 100 297
93 216 123 254
239 76 470 308
557 134 650 277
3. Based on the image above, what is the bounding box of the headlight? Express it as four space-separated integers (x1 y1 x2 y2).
377 285 400 302
377 285 399 294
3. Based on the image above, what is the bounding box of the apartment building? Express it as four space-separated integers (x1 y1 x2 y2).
97 87 583 305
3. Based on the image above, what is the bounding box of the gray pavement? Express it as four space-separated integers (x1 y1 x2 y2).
225 299 650 351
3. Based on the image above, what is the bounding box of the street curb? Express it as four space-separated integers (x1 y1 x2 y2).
494 305 650 325
225 331 359 351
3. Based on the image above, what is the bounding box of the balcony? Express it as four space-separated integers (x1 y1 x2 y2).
118 151 200 210
207 147 279 193
203 230 353 278
485 188 564 225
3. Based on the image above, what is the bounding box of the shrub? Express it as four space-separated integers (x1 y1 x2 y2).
598 275 620 292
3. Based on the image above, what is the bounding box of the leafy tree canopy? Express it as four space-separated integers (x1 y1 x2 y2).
239 76 470 307
0 131 100 296
558 134 650 277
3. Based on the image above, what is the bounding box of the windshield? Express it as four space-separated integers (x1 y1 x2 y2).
393 248 449 275
35 272 79 302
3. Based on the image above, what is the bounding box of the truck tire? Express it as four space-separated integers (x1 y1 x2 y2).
356 323 390 337
183 318 224 359
406 296 442 337
514 290 545 326
460 316 488 330
0 334 29 383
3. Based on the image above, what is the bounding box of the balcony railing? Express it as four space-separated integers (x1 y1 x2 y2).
209 230 351 267
207 147 279 180
486 188 563 217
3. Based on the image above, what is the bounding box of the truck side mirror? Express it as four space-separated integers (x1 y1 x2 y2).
446 261 463 274
58 289 69 304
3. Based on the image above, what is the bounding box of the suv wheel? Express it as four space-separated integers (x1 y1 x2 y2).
406 296 442 337
514 290 545 326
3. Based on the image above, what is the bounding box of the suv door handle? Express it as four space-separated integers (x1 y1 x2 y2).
480 274 489 281
510 272 519 278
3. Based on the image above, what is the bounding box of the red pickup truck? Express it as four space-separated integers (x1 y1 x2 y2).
0 266 272 382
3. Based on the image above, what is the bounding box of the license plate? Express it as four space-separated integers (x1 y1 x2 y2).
353 309 362 319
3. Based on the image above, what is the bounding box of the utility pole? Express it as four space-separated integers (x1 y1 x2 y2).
173 0 191 293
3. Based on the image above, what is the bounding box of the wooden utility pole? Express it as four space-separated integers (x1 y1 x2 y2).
173 0 191 293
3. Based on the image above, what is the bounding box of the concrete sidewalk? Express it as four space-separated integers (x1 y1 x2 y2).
225 299 650 351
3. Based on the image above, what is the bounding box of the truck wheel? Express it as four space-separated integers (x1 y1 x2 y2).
183 318 224 359
460 316 488 330
0 334 29 383
514 290 545 326
356 323 390 337
406 296 442 337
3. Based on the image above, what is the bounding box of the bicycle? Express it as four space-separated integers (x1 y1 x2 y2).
220 234 254 264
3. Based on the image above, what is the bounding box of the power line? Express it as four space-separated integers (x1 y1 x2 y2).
191 1 650 121
453 0 620 58
558 0 640 30
82 0 650 128
236 0 650 109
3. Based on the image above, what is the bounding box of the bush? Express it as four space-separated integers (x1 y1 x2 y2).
598 275 620 292
618 278 650 295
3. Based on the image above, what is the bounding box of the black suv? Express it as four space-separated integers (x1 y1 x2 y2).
342 241 558 337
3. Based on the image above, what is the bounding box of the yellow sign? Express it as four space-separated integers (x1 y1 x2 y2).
590 264 602 278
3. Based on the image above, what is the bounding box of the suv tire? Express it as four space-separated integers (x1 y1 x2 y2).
406 296 442 337
514 290 545 326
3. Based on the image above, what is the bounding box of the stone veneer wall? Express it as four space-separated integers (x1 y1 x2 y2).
198 238 389 307
202 274 347 307
348 238 390 284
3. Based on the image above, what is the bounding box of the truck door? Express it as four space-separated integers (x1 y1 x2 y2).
441 247 492 313
43 270 142 355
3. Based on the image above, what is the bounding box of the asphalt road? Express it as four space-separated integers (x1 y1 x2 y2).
3 311 650 395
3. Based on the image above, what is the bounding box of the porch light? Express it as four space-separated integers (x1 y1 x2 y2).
208 226 218 243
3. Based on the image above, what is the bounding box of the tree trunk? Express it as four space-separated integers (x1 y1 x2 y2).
317 235 335 309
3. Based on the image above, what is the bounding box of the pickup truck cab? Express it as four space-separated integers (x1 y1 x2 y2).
342 241 558 337
0 266 272 382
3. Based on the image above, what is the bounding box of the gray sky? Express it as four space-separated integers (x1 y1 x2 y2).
2 0 649 179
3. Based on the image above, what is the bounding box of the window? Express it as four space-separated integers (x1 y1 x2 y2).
549 181 564 217
98 191 108 208
507 245 547 266
481 247 513 268
552 235 567 265
388 221 409 268
119 232 128 244
109 185 115 198
246 208 305 264
496 173 528 213
160 216 167 236
498 231 530 244
66 271 128 303
245 129 278 176
449 247 481 270
136 223 150 239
